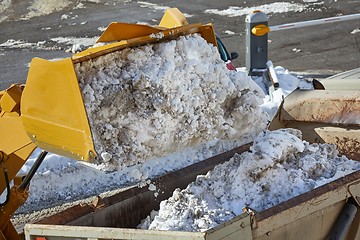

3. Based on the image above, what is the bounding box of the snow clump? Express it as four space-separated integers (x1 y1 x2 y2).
75 33 268 171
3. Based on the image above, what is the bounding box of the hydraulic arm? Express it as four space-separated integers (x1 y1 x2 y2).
0 85 37 240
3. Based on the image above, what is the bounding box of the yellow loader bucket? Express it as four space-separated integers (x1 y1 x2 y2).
20 8 216 162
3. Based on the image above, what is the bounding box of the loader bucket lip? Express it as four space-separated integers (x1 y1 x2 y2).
72 23 217 64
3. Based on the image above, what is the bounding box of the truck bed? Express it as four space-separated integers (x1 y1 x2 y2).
24 142 360 240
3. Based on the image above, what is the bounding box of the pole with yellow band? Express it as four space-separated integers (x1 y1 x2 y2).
245 11 269 76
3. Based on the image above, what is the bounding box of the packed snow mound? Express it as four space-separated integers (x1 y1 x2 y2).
76 33 268 170
139 129 360 232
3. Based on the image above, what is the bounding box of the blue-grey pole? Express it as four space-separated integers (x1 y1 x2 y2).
246 11 269 76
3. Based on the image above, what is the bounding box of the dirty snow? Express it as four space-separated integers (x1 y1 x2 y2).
24 0 72 19
0 39 41 48
0 0 11 21
351 28 360 34
224 30 235 35
50 36 99 47
140 129 360 232
0 37 99 51
205 2 307 17
0 0 11 12
0 39 62 51
76 33 267 171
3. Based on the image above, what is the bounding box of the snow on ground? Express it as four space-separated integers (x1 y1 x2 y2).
24 0 72 19
51 36 99 47
0 0 11 12
0 0 104 22
17 138 251 213
139 128 360 232
351 28 360 34
205 2 307 17
0 0 11 22
0 39 44 48
224 30 235 35
137 1 193 18
0 36 98 52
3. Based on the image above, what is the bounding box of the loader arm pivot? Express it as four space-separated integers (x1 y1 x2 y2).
0 85 37 240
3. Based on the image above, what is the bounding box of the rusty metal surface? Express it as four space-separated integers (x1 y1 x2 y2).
38 143 252 228
334 136 360 161
275 90 360 125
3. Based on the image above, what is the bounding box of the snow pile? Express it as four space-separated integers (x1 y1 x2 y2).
205 2 307 17
140 129 360 232
0 39 62 51
51 36 99 47
76 33 267 170
0 39 41 48
0 0 11 12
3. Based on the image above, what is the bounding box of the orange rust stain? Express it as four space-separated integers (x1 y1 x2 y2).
335 137 360 161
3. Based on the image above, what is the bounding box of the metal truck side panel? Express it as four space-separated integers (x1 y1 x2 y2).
25 224 206 240
25 151 360 239
269 89 360 161
255 201 345 240
204 213 253 240
36 144 252 229
252 170 360 239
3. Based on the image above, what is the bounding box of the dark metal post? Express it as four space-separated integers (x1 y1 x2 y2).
19 150 48 191
246 11 269 76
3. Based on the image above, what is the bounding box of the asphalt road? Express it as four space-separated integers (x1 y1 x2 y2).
0 0 359 90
